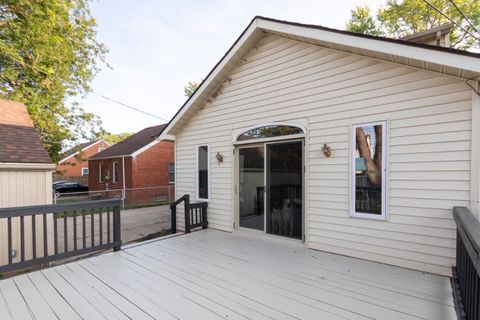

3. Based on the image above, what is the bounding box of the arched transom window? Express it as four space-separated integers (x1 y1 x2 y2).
235 123 305 142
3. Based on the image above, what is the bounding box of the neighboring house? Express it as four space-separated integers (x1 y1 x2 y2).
56 140 110 180
161 16 480 277
0 99 55 265
88 124 174 204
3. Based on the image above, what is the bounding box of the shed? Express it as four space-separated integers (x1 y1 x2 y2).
0 99 55 265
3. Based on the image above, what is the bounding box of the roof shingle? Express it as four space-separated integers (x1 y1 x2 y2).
0 100 52 164
89 124 167 160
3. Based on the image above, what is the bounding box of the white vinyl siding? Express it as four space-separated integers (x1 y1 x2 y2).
0 168 53 266
174 35 472 276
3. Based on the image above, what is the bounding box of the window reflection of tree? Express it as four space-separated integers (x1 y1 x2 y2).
355 125 383 214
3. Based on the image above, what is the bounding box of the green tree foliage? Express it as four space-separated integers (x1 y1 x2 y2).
0 0 108 162
102 132 133 145
346 6 382 36
183 81 199 97
346 0 480 51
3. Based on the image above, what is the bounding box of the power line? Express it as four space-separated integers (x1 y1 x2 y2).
0 52 170 121
448 0 479 34
89 90 169 122
422 0 480 42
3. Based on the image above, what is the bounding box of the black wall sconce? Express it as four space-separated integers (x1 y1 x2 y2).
321 143 331 158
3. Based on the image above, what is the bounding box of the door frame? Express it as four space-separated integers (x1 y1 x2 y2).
234 138 305 242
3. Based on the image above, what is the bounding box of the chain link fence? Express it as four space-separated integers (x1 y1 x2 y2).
54 185 175 209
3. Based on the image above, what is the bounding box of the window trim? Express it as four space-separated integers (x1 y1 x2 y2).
112 161 119 184
350 121 387 220
168 162 175 184
99 163 104 183
196 144 210 202
81 167 89 176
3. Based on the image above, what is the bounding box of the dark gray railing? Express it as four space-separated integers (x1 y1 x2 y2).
452 206 480 320
0 199 121 273
170 194 208 234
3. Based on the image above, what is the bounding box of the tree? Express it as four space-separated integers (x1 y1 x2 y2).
0 1 108 162
346 1 480 51
183 81 200 97
346 6 381 36
102 132 133 145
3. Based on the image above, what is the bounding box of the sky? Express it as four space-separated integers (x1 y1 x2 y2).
81 0 381 134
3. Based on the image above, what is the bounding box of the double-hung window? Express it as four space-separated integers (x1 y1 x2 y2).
168 162 175 183
112 161 119 184
99 163 104 183
351 121 387 220
197 145 210 201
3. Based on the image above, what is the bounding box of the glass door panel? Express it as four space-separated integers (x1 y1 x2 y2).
239 146 264 231
266 141 302 239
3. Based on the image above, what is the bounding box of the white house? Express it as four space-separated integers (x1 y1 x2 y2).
161 16 480 276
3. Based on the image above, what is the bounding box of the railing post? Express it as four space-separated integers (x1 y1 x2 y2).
171 206 177 234
113 204 121 251
184 194 191 233
202 204 208 229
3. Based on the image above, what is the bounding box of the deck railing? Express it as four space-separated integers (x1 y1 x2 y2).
170 194 208 234
452 206 480 320
0 199 122 273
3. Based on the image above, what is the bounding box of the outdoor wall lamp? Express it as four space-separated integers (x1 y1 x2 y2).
216 152 224 164
321 143 332 158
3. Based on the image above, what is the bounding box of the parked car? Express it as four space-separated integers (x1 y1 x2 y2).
52 181 88 195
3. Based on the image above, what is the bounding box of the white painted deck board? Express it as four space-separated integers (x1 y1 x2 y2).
0 229 457 320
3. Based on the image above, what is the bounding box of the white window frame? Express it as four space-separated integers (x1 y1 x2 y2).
350 121 387 220
196 144 210 202
168 162 175 184
99 163 104 183
81 167 89 176
112 161 119 184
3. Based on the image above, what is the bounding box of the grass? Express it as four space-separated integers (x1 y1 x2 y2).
53 202 170 219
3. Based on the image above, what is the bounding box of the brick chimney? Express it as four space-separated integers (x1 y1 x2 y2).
401 23 454 47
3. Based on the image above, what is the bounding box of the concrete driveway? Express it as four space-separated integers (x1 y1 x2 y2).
121 205 171 243
54 204 171 253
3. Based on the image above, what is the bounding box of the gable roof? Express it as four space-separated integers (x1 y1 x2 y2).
58 140 107 164
0 100 52 164
89 124 167 160
161 16 480 137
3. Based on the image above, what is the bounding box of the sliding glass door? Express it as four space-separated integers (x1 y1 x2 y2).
266 141 303 239
237 140 303 240
239 146 265 231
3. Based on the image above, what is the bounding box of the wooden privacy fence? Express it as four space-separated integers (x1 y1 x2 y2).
0 199 121 273
452 206 480 320
170 194 208 234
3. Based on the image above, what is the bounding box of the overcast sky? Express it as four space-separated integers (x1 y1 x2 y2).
81 0 381 134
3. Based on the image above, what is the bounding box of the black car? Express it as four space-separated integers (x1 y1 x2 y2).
53 181 88 195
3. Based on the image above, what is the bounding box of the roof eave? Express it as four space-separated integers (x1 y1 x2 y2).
161 16 480 138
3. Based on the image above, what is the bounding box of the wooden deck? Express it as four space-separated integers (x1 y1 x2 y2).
0 229 456 320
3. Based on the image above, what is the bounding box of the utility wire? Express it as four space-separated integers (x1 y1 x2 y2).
448 0 479 34
1 52 170 121
89 90 169 122
422 0 480 42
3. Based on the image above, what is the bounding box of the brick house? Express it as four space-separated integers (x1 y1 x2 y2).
56 140 110 182
88 124 174 204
